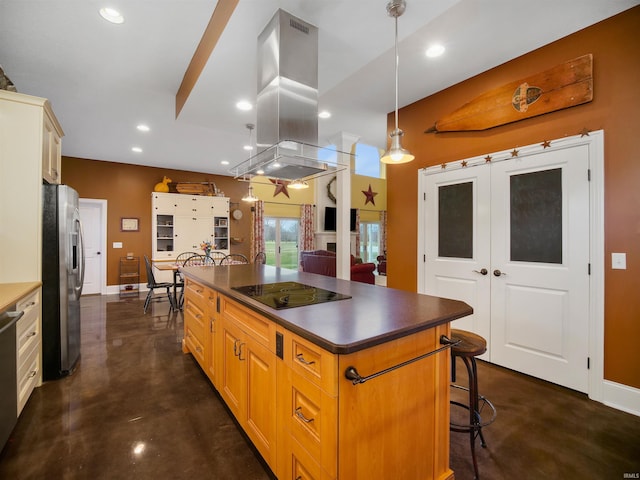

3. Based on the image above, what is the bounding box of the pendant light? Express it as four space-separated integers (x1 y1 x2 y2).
241 123 259 202
241 183 258 202
380 0 415 164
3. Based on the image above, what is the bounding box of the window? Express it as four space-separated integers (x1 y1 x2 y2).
264 217 299 269
355 143 381 178
359 221 380 263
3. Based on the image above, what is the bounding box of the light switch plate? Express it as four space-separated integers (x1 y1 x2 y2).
113 242 123 249
611 252 626 270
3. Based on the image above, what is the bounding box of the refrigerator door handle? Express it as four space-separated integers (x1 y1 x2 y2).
74 213 86 298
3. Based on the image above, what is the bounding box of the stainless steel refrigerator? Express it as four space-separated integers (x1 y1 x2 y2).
42 184 85 381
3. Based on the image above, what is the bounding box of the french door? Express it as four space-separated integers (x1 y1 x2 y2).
422 142 591 392
264 217 299 270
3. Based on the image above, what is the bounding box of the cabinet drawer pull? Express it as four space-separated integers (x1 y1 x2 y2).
196 346 202 353
296 353 315 366
237 342 245 361
24 301 36 308
195 314 202 319
233 339 239 356
294 407 314 423
28 370 37 378
26 331 37 338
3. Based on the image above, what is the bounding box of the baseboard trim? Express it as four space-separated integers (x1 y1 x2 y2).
601 380 640 417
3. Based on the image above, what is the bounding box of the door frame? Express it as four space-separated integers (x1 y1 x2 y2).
417 131 604 403
79 198 108 295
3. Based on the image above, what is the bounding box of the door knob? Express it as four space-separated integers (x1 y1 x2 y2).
493 269 506 277
97 252 101 255
473 268 488 275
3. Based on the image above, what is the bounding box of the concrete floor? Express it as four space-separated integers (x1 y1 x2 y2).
1 293 639 479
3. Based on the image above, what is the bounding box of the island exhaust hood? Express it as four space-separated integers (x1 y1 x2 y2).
231 9 350 181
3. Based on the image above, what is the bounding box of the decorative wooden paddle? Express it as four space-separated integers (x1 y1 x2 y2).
425 54 593 133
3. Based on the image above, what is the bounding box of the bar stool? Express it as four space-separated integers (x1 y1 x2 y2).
449 329 496 480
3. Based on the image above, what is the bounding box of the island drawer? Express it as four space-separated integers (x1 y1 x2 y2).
283 330 337 396
184 278 207 311
220 296 276 352
184 298 206 345
184 324 205 366
281 369 337 478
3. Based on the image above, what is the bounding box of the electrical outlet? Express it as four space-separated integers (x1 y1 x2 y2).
611 252 626 270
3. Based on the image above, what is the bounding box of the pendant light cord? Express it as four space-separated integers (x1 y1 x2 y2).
394 14 399 131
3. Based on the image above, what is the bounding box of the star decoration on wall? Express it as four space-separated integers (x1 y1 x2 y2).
270 178 290 198
461 160 468 167
484 155 492 163
511 148 519 157
580 128 591 137
541 140 551 149
440 163 447 169
362 184 378 206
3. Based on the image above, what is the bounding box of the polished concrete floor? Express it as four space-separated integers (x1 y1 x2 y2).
1 293 639 479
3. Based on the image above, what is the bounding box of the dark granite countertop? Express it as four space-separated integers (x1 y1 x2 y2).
181 265 473 354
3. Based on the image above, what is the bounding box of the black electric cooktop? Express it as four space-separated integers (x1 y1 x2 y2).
232 281 351 310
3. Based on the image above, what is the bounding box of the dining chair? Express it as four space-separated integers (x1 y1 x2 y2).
143 255 174 313
254 252 267 264
220 253 249 265
208 250 227 264
173 252 198 309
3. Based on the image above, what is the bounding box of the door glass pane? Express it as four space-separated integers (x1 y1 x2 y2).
510 168 562 264
279 219 299 270
438 182 473 258
264 218 276 265
359 222 380 262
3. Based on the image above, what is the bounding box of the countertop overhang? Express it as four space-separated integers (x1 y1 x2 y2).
181 265 472 354
0 282 41 312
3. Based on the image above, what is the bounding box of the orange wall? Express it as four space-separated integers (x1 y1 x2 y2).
61 157 253 285
385 7 640 388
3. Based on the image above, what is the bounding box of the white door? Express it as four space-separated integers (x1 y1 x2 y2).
79 199 106 295
422 143 590 392
490 147 590 392
424 166 492 351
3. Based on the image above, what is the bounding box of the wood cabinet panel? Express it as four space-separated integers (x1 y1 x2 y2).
221 296 276 352
336 323 453 480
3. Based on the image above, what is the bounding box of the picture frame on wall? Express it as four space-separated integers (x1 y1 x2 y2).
121 217 139 232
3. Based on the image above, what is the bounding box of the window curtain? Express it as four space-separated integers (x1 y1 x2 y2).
300 204 315 270
380 210 387 256
251 200 265 261
355 208 361 258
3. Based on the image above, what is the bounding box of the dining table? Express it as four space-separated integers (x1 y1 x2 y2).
152 262 181 309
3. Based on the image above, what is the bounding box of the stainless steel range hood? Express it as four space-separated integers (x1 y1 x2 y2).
231 9 350 181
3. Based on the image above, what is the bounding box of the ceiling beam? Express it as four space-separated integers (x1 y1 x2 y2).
175 0 239 118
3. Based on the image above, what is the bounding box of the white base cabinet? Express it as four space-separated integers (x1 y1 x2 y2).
16 287 42 415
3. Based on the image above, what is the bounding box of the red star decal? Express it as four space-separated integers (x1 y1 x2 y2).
269 178 290 198
362 184 378 206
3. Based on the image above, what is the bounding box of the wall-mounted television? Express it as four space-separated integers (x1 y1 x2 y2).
324 206 357 232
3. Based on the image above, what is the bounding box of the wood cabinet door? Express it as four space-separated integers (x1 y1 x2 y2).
244 334 277 468
218 318 246 422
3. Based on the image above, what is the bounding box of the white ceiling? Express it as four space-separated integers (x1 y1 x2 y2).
1 0 637 177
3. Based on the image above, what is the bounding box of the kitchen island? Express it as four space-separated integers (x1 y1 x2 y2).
181 265 472 480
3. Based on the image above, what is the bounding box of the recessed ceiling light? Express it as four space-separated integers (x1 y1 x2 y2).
426 44 445 58
136 124 150 132
256 169 265 175
131 147 142 153
318 110 331 119
220 160 229 165
243 145 253 151
99 7 124 24
236 101 253 111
